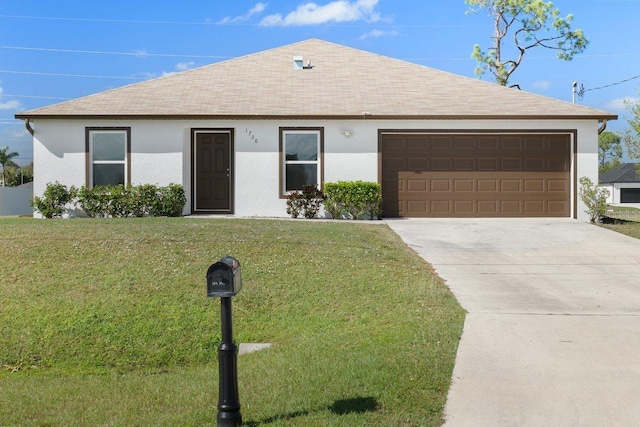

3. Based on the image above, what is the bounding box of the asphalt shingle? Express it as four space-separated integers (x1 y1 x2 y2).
599 163 640 183
16 39 616 120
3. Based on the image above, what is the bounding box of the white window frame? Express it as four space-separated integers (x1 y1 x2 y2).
280 128 324 196
86 128 130 188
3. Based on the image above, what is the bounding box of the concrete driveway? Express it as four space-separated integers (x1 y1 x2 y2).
385 218 640 427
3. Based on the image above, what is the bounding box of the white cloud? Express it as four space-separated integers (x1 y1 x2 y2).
132 49 149 57
11 128 29 138
218 2 267 24
532 80 551 90
260 14 283 26
260 0 380 26
0 99 21 110
0 87 22 110
605 97 637 111
175 61 196 71
248 2 268 16
358 29 398 40
134 72 158 79
137 62 198 79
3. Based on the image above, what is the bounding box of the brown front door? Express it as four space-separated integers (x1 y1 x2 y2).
380 133 572 218
193 131 232 213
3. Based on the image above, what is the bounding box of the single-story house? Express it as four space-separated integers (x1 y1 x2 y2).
15 38 617 220
599 163 640 204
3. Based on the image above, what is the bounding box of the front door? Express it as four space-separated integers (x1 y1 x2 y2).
193 131 233 213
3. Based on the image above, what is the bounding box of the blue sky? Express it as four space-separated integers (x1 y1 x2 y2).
1 0 639 165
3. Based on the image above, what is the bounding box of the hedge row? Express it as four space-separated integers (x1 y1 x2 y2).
31 183 186 219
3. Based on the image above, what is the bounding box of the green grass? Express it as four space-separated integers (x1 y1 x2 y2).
601 205 640 239
0 217 465 426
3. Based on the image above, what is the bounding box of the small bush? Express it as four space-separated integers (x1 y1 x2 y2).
137 184 163 217
323 182 347 219
105 185 135 217
578 176 609 223
158 183 187 217
31 182 76 218
76 186 108 218
286 185 325 219
324 181 382 220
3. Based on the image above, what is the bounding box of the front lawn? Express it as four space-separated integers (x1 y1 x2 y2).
0 218 464 426
601 205 640 239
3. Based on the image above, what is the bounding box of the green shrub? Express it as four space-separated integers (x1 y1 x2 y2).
76 186 111 218
31 182 76 218
323 182 347 219
76 185 132 218
578 176 609 223
286 185 325 219
324 181 382 220
105 185 135 217
157 183 187 217
137 184 162 216
40 183 186 218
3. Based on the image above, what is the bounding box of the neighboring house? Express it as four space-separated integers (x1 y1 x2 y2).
0 182 33 216
15 39 616 220
599 163 640 204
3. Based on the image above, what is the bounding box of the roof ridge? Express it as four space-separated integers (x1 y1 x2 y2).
14 38 619 120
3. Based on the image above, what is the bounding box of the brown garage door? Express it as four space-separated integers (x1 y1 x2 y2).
380 133 571 218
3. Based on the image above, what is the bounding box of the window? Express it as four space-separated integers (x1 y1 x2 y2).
86 128 130 187
280 128 323 195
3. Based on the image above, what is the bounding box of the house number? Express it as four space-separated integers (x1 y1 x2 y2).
245 128 258 143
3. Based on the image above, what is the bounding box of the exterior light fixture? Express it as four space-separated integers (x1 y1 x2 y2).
341 130 353 138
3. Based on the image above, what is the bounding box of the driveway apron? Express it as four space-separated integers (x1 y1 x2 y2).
385 218 640 427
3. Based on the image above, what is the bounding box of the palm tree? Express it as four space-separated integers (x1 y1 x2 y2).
0 145 19 187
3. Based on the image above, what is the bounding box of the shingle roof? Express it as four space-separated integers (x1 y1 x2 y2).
599 163 640 183
16 39 617 120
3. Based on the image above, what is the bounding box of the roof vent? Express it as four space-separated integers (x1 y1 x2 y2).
293 56 313 70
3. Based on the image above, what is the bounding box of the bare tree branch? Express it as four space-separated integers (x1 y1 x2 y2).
466 0 588 86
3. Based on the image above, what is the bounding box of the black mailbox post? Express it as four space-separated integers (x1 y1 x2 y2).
207 256 242 427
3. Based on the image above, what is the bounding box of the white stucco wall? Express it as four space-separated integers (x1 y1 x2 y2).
29 118 600 221
600 182 640 205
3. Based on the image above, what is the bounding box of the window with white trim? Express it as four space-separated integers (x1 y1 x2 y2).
280 128 323 195
87 128 130 187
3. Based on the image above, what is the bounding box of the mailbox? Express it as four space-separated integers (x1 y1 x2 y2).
207 256 242 297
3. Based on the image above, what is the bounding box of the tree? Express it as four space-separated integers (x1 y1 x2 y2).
598 131 623 173
624 95 640 161
0 145 19 187
466 0 588 87
4 161 33 187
